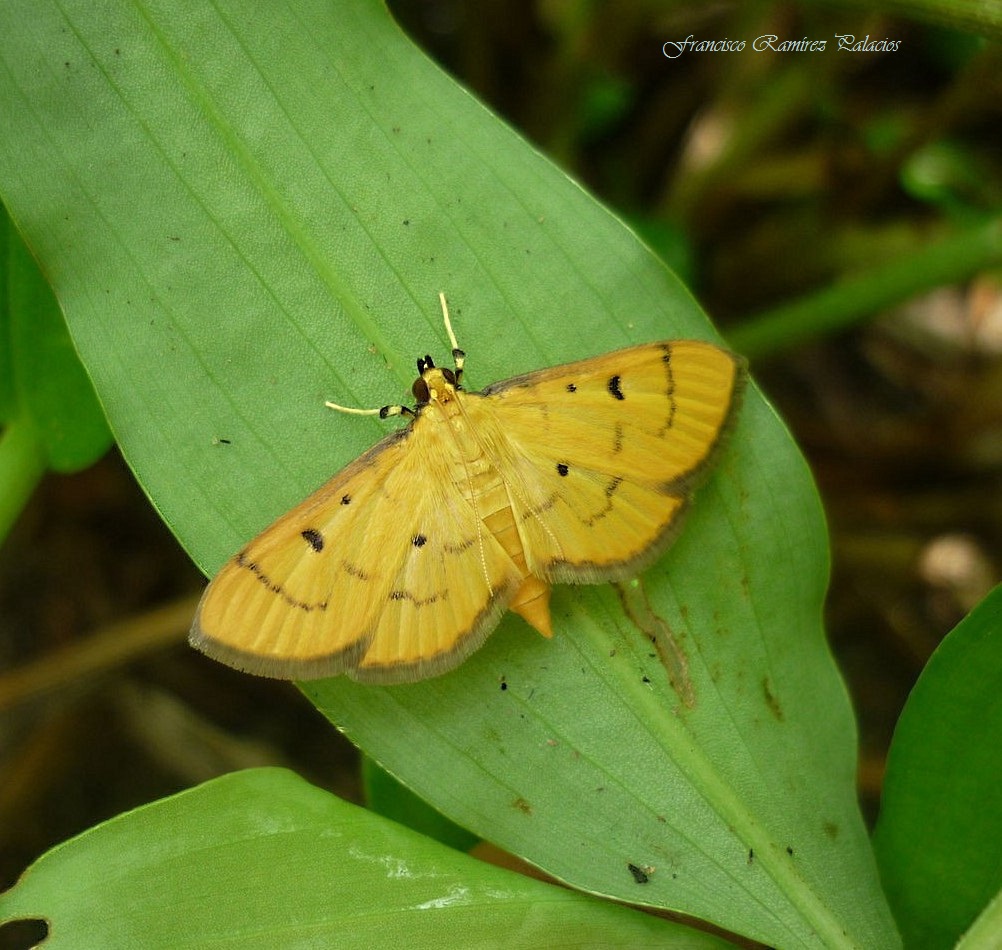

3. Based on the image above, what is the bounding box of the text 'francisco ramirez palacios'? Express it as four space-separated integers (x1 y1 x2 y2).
662 34 902 58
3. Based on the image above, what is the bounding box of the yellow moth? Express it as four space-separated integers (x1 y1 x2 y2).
191 294 745 683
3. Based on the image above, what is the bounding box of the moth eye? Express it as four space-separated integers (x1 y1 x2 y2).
412 377 430 403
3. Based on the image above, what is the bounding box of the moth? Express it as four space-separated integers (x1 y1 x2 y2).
190 294 745 683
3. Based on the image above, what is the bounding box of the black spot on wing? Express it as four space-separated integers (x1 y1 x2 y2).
340 494 352 506
566 382 577 393
301 528 324 552
556 462 569 477
412 534 427 548
608 375 624 400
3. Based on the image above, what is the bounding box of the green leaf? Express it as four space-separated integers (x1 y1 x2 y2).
873 585 1002 948
2 210 112 472
0 2 897 947
0 768 710 948
363 755 479 853
0 207 112 541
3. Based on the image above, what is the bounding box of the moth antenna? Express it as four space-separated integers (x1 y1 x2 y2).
325 401 414 419
438 292 466 383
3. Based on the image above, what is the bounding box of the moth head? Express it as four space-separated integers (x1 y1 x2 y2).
413 364 459 408
412 323 464 411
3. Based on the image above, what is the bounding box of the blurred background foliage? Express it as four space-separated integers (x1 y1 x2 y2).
1 0 1000 929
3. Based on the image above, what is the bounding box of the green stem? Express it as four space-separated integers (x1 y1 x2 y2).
726 218 1002 360
0 414 47 545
